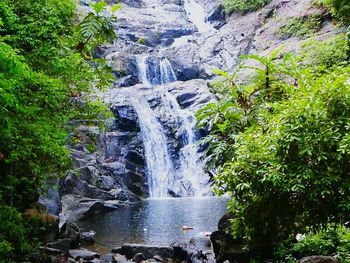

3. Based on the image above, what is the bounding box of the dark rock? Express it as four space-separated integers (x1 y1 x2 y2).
117 244 174 260
211 214 249 263
80 230 96 245
217 213 234 231
68 249 100 261
38 246 63 256
132 253 145 263
60 194 121 221
47 238 72 253
114 75 139 88
111 247 122 254
153 255 163 262
190 236 212 253
172 242 215 263
59 219 80 245
299 256 339 263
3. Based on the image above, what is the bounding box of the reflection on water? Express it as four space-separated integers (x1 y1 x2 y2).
77 197 228 248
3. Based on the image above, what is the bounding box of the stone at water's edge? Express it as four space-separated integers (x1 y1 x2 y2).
112 244 174 260
68 249 100 261
60 194 122 221
210 214 249 263
299 256 339 263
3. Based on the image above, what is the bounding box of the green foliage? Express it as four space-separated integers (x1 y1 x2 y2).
198 47 350 257
137 37 146 45
76 0 121 54
274 225 350 262
0 0 115 209
0 206 56 262
0 2 116 261
302 33 349 67
223 0 272 14
318 0 350 24
277 15 322 39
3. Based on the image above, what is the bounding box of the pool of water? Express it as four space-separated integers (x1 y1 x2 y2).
77 197 228 248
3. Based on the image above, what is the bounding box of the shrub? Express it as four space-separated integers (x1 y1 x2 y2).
137 37 146 45
198 51 350 257
274 225 350 262
301 33 349 67
223 0 272 14
318 0 350 24
277 15 322 39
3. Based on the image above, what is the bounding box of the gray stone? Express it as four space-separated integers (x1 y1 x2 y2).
117 244 174 260
299 256 339 263
80 230 96 245
172 242 215 263
59 218 80 244
60 194 121 221
132 253 145 263
38 246 63 256
190 236 213 253
47 238 72 253
210 214 249 263
68 249 100 261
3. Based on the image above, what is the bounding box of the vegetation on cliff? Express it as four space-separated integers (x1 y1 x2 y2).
0 0 117 261
199 1 350 261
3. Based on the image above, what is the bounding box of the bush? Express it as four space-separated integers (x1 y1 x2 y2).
319 0 350 24
274 225 350 262
302 33 349 67
223 0 272 14
277 15 322 39
198 50 350 257
0 206 56 262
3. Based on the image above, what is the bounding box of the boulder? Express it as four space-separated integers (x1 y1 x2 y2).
68 249 100 261
190 236 213 253
116 244 174 260
172 242 215 263
47 238 72 253
210 214 249 263
299 256 339 263
38 246 63 256
60 194 121 221
132 252 145 263
80 230 96 245
59 218 80 245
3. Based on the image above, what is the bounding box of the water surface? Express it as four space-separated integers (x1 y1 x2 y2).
78 197 228 248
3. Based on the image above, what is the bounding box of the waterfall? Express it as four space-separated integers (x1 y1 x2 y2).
137 56 152 86
109 56 210 198
159 58 177 84
128 94 175 198
183 0 213 33
137 56 177 86
162 91 209 195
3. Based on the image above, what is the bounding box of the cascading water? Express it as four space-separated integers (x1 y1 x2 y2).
162 91 209 196
137 56 177 86
183 0 213 33
128 95 175 197
119 55 210 198
159 58 177 84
